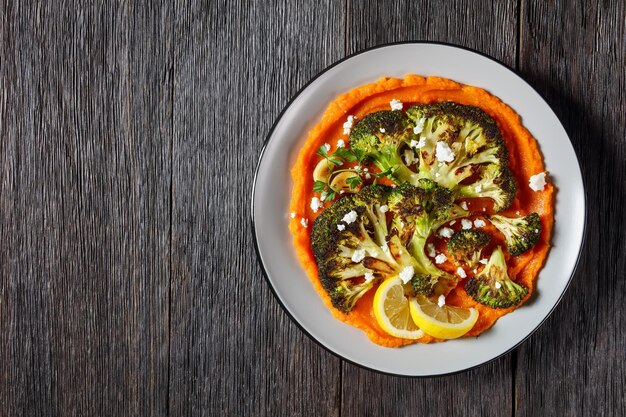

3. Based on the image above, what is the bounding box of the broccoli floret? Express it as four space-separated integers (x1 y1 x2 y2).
349 110 418 184
464 246 528 308
489 213 542 256
388 181 468 296
457 164 516 212
405 102 515 211
447 230 491 268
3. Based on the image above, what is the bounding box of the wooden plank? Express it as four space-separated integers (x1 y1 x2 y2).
515 1 626 416
342 1 518 416
168 1 344 415
0 2 173 415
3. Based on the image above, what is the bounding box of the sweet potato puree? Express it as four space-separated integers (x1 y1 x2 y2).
288 75 554 347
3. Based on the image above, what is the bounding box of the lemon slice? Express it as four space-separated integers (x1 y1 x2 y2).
409 295 478 339
373 277 424 339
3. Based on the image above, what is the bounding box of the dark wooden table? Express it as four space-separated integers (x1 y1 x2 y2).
2 1 624 416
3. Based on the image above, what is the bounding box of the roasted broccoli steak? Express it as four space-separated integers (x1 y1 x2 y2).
447 229 491 268
348 102 517 212
489 213 542 256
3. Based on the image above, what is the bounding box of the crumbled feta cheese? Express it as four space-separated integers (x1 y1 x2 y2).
364 272 375 283
413 119 425 134
404 149 417 165
320 192 327 202
474 219 486 228
410 137 426 149
427 243 436 258
475 184 482 193
435 253 448 264
529 172 547 191
379 205 389 213
390 98 403 111
438 227 454 238
365 173 371 180
290 212 296 218
435 173 441 178
494 281 502 289
351 249 366 263
339 190 345 194
437 294 446 307
379 128 386 133
310 197 322 213
449 220 456 226
516 211 521 215
461 219 473 230
324 143 331 152
460 201 468 210
473 268 478 274
363 168 368 172
436 142 455 162
300 218 308 228
535 229 539 233
343 115 356 135
336 139 345 148
457 267 467 278
479 259 488 265
354 165 361 170
337 224 345 231
399 266 414 284
342 210 358 224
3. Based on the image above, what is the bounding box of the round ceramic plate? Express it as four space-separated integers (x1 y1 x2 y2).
251 42 585 376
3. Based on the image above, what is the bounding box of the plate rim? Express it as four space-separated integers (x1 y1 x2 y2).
250 40 588 377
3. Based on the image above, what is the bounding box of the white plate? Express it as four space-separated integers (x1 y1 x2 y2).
251 42 585 376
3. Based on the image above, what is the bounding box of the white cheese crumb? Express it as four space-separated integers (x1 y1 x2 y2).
516 210 521 215
460 201 468 210
479 259 488 265
535 229 539 233
310 197 322 213
438 227 454 238
474 219 486 228
336 139 345 148
427 243 436 258
365 173 371 180
300 218 308 228
435 253 448 264
399 266 414 284
363 168 368 172
449 220 456 226
410 137 426 149
379 205 389 213
379 127 386 133
342 210 358 224
437 294 446 307
351 249 366 263
413 119 425 134
436 142 455 163
320 192 327 202
390 98 403 111
475 184 483 193
495 281 502 289
290 212 296 218
339 190 345 194
343 115 356 135
435 173 440 178
324 143 331 152
354 165 361 170
337 224 346 231
529 172 547 191
457 267 467 278
473 268 478 274
461 219 473 230
364 272 375 283
404 149 417 165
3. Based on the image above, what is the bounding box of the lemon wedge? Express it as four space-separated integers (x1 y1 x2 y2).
408 295 478 339
373 277 424 339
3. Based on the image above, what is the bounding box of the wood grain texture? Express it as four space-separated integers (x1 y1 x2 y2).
0 2 172 416
515 1 626 416
341 1 518 416
168 1 343 416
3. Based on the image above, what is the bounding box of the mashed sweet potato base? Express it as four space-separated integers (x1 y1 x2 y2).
288 75 554 347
